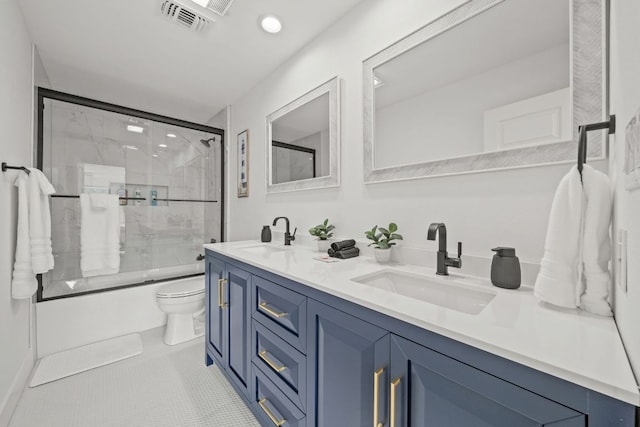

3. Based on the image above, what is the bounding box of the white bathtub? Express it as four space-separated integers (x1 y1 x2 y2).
36 275 205 357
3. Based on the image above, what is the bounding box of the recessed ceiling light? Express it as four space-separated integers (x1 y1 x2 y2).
260 15 282 34
159 144 168 148
123 145 139 150
167 133 176 138
126 125 144 133
152 154 159 158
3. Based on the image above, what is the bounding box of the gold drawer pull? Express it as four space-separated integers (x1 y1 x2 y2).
259 350 287 373
217 278 228 308
259 301 288 318
390 377 401 427
373 367 384 427
258 398 286 426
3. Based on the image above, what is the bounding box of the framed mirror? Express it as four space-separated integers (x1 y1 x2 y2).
267 77 340 193
363 0 606 183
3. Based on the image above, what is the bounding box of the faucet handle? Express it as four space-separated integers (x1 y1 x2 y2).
291 227 297 241
457 242 462 258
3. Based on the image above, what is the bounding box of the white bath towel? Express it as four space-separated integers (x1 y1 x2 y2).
579 165 613 316
534 166 585 308
80 193 121 278
11 168 56 299
28 169 56 273
12 173 36 299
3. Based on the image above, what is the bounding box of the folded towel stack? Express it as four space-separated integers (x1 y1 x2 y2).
328 239 359 259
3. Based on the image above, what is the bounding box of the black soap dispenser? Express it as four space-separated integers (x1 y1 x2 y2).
261 225 272 243
491 247 521 289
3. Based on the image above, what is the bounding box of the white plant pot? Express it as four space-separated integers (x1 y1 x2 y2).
317 239 332 253
374 248 392 263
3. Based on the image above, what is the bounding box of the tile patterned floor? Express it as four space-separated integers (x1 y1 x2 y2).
9 329 261 427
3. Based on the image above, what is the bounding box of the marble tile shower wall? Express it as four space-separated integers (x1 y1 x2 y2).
41 99 220 299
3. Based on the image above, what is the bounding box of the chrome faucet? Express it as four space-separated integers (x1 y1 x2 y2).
272 216 297 245
427 223 462 275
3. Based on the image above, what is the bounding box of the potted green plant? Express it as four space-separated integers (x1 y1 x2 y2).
309 219 335 252
365 223 403 263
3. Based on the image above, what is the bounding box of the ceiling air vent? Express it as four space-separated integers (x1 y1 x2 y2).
198 0 235 17
160 1 211 33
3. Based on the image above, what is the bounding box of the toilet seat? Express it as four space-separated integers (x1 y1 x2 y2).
156 279 205 299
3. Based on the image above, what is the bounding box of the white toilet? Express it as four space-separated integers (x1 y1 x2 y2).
156 278 206 345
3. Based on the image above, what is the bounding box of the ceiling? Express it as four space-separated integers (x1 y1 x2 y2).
18 0 363 124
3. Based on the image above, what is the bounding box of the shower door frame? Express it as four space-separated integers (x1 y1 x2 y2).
35 87 226 302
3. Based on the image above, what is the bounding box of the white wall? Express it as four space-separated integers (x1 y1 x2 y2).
227 0 603 268
609 0 640 381
0 1 36 424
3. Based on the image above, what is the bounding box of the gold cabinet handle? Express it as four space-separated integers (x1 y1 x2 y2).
259 301 287 318
258 398 286 426
390 377 401 427
259 350 287 373
218 278 228 308
373 367 384 427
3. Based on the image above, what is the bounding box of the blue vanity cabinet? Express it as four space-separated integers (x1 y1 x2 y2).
204 251 637 426
205 256 225 363
226 264 252 396
389 335 585 427
306 300 390 427
251 364 306 427
252 320 307 410
204 254 252 398
253 275 307 352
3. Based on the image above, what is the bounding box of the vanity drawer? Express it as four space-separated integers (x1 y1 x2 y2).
253 320 306 411
253 275 307 352
251 365 306 427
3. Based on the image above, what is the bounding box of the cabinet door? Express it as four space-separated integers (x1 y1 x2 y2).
226 264 252 396
307 300 390 427
205 255 225 363
390 335 585 427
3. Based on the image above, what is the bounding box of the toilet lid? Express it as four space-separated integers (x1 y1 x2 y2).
157 279 205 298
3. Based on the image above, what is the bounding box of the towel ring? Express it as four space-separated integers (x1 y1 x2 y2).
577 116 616 176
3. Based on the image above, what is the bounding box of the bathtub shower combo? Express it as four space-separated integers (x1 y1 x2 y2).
37 89 223 343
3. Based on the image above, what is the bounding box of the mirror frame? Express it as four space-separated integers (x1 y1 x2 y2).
363 0 606 183
266 76 340 193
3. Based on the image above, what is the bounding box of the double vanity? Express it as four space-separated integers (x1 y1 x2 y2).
203 241 638 426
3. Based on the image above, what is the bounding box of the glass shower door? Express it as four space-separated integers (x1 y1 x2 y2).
39 92 223 300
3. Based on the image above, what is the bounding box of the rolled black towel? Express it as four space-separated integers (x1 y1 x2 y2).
331 239 356 252
334 247 360 259
327 248 336 257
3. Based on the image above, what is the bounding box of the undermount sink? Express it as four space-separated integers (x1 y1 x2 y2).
238 244 290 255
351 270 496 315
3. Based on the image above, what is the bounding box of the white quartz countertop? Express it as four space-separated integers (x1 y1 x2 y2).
204 240 640 406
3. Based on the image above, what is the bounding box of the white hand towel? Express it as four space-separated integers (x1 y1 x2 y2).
534 166 584 308
12 173 36 299
28 168 56 273
580 165 613 316
89 192 108 209
80 193 121 278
